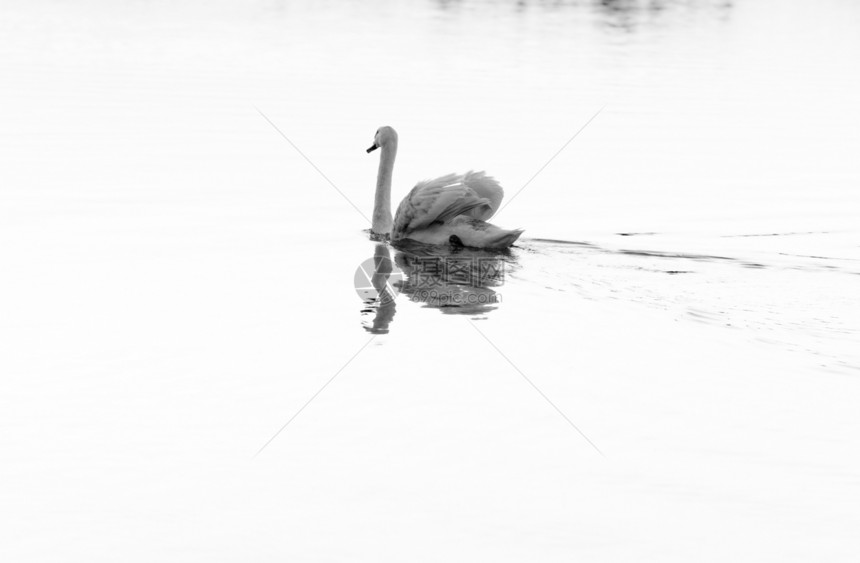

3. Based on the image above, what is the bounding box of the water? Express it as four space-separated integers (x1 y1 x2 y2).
2 1 860 560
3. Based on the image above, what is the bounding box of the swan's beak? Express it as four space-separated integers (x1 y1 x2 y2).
366 143 379 153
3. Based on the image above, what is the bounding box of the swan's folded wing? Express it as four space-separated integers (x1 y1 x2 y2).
393 174 492 239
461 171 504 220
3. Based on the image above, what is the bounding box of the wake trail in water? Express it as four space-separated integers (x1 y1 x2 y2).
517 233 860 374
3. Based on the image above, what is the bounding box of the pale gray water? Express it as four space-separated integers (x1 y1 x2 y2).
2 1 860 561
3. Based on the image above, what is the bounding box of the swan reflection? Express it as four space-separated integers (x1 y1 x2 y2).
360 241 518 332
394 244 510 314
359 244 399 334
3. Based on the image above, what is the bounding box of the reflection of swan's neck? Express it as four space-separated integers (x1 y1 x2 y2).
364 243 397 334
372 140 396 236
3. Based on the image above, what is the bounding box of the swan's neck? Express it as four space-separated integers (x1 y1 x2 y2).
372 141 396 236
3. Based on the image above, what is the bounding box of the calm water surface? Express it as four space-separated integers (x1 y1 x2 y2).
2 1 859 560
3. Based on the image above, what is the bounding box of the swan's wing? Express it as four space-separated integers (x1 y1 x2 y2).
460 171 504 220
392 174 492 239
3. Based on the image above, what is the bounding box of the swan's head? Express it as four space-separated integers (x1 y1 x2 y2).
366 126 398 153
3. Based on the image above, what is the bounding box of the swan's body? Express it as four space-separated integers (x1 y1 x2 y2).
368 126 523 249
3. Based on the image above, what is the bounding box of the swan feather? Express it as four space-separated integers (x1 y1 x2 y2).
392 174 494 240
458 171 504 220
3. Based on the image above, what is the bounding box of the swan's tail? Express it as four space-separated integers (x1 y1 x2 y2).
446 217 524 249
490 228 525 249
465 224 524 249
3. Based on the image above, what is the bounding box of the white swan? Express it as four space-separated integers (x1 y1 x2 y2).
367 126 524 249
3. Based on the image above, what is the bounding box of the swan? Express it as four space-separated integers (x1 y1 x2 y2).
367 126 524 249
